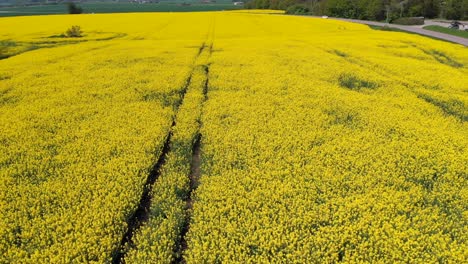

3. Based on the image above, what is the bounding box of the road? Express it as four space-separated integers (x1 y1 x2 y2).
323 17 468 46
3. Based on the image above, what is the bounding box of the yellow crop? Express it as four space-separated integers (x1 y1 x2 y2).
0 10 466 263
126 49 211 263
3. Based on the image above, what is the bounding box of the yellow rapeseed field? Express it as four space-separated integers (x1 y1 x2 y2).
0 10 466 263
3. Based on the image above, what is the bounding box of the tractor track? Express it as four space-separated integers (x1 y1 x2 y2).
173 38 213 264
112 40 210 264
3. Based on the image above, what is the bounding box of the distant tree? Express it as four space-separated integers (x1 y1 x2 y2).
326 0 354 18
262 0 271 8
244 0 466 20
286 3 310 14
422 0 440 18
65 25 83 37
269 0 280 9
67 2 83 14
381 0 401 22
443 0 464 20
464 0 468 19
274 0 292 9
352 0 384 20
367 0 386 20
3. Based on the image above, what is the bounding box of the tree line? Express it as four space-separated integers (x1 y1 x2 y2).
245 0 468 21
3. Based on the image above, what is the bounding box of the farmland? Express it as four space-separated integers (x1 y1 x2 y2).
0 1 242 17
0 11 467 263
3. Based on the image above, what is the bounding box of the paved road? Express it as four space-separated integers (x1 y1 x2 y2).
325 17 468 46
413 20 465 29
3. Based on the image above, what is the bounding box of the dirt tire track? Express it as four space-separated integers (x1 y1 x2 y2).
111 39 211 264
173 19 214 264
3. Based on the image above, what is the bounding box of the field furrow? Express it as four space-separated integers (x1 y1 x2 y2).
123 38 212 264
112 54 202 262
